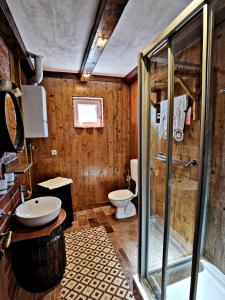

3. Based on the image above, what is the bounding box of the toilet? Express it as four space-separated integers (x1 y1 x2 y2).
108 159 138 219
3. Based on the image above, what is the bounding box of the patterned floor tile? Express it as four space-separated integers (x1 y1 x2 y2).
61 226 134 300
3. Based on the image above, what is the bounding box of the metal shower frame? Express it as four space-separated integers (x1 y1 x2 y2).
137 0 214 299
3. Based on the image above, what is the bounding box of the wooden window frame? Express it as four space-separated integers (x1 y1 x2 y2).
73 96 104 128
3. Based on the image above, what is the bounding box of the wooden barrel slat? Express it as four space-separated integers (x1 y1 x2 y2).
11 225 66 292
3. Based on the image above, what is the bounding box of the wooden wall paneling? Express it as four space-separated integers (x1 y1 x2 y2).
106 82 116 200
204 19 225 274
67 80 75 203
117 84 123 172
42 78 52 179
130 80 138 159
123 83 131 172
32 77 131 210
58 79 66 177
96 82 109 202
55 78 64 176
50 78 57 176
113 82 119 184
100 81 110 202
107 82 114 194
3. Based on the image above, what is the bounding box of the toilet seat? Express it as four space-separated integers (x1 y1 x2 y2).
108 189 133 201
108 159 137 219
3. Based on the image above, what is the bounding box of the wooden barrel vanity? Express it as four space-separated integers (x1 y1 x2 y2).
11 209 66 292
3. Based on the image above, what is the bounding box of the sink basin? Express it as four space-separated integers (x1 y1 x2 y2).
15 196 62 227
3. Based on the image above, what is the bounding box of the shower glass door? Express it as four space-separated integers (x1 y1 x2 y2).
166 11 203 299
143 5 205 300
147 44 169 299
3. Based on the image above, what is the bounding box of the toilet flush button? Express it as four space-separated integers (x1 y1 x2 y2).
51 149 57 156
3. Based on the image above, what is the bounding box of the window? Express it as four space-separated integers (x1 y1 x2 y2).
73 97 104 128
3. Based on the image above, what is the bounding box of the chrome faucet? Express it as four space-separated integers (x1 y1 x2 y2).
20 184 27 203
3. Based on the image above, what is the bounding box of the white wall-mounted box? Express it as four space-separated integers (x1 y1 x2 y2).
21 85 48 138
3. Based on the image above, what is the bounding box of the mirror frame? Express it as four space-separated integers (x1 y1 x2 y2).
0 91 24 153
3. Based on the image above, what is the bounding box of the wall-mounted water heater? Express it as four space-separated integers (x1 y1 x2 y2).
21 85 48 138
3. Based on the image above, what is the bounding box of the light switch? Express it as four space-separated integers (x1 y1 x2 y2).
51 149 57 155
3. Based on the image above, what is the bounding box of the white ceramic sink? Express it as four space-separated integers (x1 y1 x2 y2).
15 196 62 227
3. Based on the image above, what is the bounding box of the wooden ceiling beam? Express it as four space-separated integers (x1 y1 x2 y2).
80 0 129 81
0 0 33 78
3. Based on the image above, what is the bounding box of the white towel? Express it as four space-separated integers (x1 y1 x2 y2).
38 177 73 190
159 100 168 140
173 95 188 141
159 95 188 141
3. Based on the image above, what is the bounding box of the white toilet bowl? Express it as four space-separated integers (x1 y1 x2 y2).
108 159 138 219
108 189 136 219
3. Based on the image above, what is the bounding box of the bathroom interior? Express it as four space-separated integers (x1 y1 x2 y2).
0 0 225 300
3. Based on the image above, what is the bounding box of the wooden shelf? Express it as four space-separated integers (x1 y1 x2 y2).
5 161 33 174
12 209 66 243
151 64 201 99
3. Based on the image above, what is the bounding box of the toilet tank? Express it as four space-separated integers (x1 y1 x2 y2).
130 159 138 182
21 85 48 138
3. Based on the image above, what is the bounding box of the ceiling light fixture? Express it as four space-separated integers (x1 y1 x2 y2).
96 37 108 48
82 73 91 79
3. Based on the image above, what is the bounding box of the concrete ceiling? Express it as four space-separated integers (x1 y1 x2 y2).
94 0 193 77
6 0 100 72
6 0 193 77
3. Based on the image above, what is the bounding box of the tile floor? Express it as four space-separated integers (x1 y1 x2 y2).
61 226 134 300
14 205 138 299
148 217 191 271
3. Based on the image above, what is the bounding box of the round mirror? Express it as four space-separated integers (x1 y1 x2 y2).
5 93 17 144
0 91 24 153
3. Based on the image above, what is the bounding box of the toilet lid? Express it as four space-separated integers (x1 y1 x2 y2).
108 189 134 201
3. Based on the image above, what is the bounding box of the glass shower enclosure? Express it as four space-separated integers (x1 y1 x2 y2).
138 0 225 299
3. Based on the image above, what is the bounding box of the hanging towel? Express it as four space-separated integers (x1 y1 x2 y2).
173 95 188 141
159 95 188 141
159 100 168 140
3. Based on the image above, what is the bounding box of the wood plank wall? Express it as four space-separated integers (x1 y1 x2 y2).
204 19 225 274
130 80 138 159
32 77 131 210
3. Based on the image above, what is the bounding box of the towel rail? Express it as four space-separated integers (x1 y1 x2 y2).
154 153 197 167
